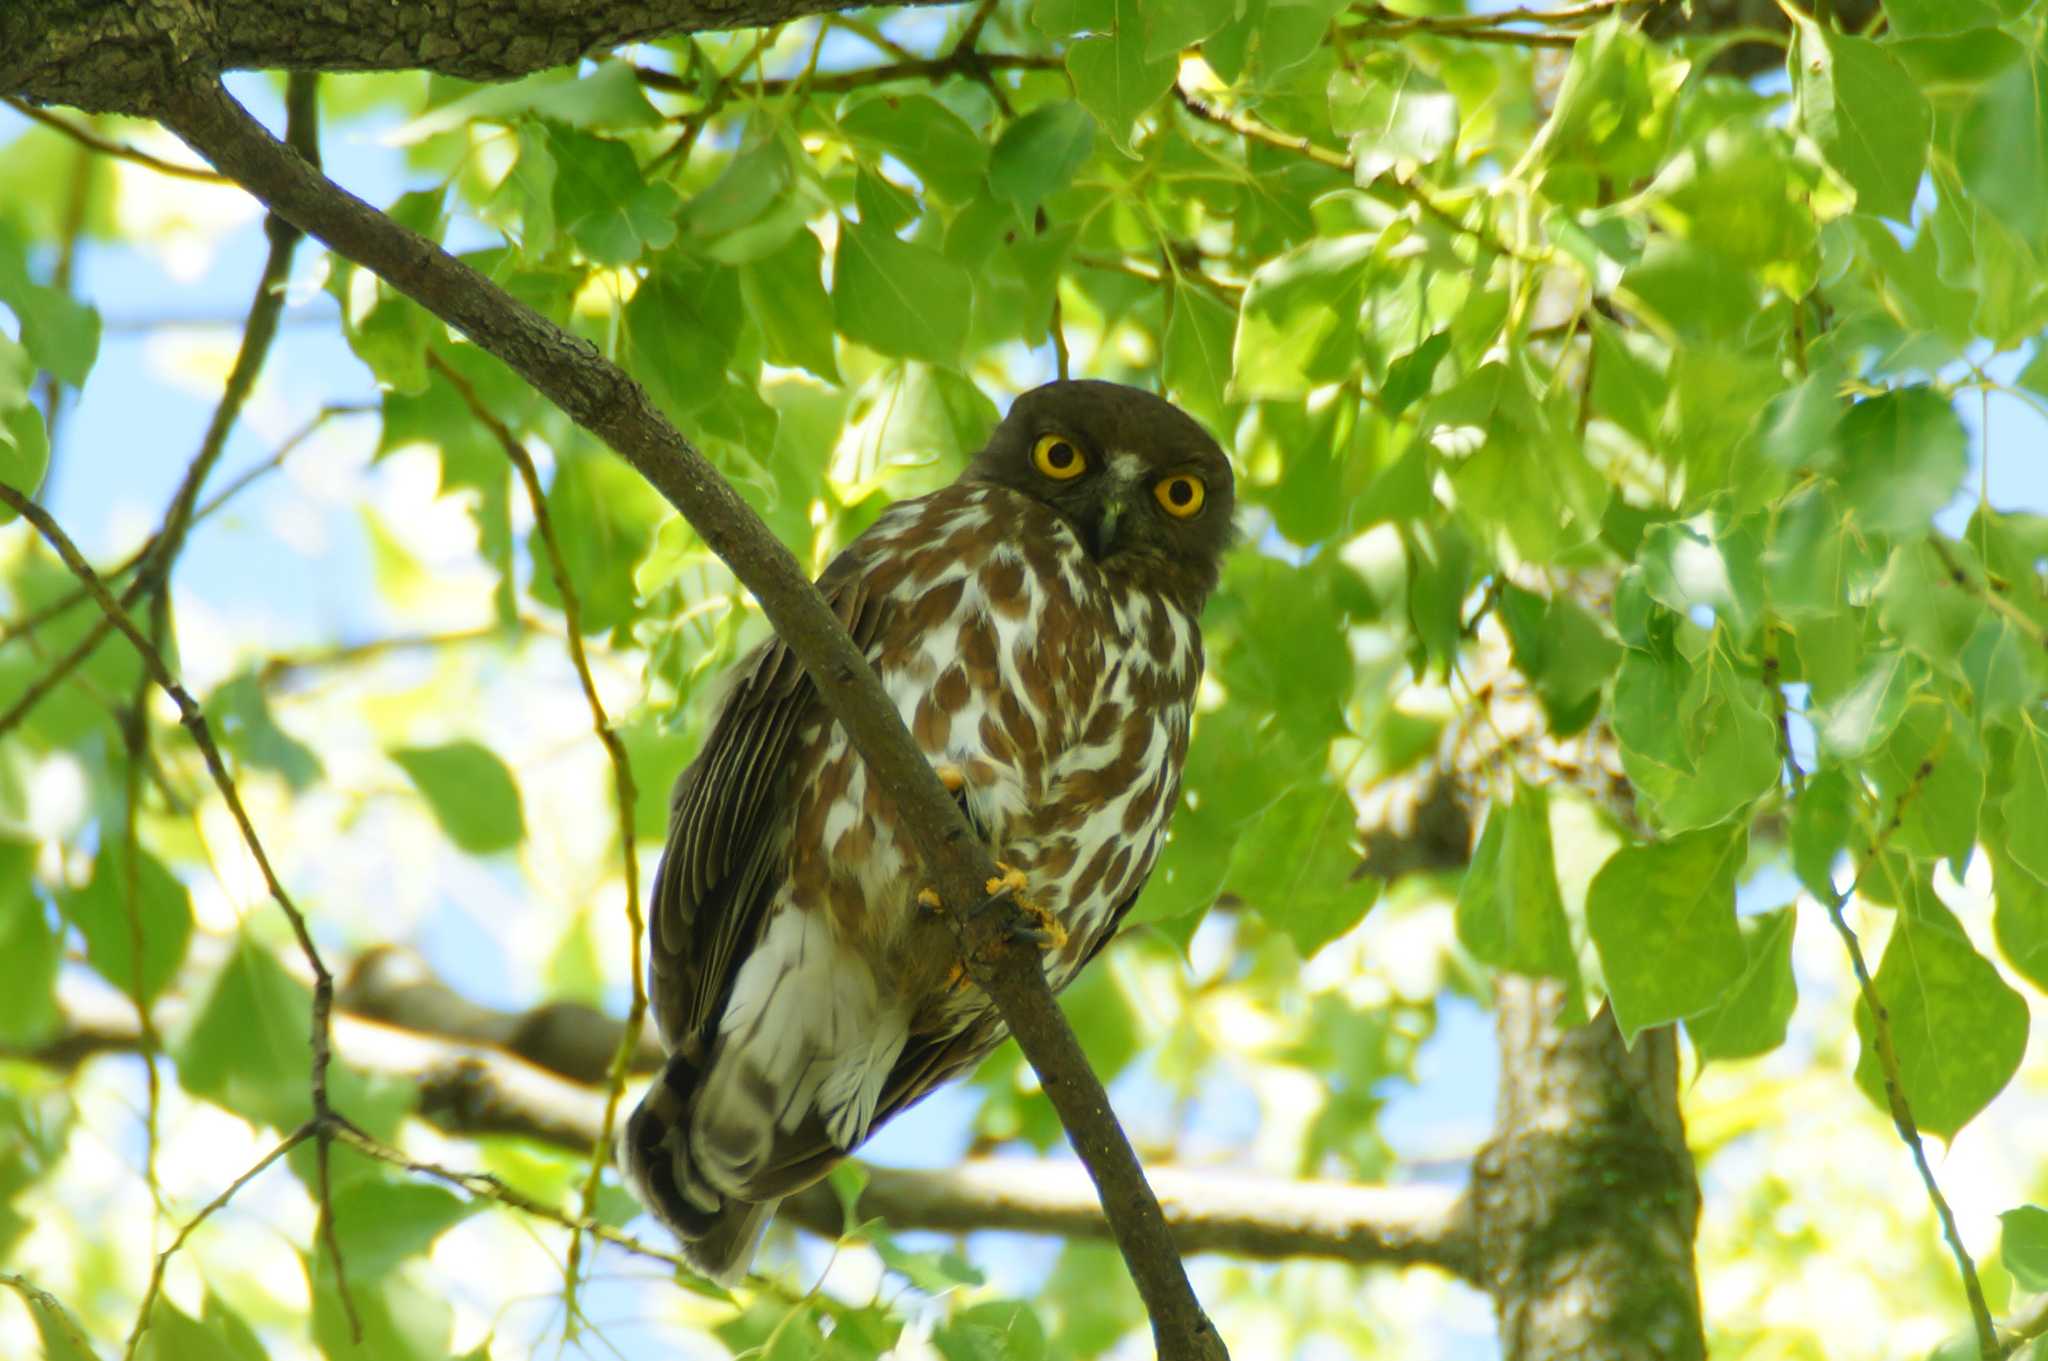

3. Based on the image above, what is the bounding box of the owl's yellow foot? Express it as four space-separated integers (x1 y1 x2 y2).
977 863 1067 952
935 763 967 794
917 887 944 913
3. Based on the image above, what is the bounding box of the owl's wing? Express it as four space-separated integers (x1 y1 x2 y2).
650 551 890 1061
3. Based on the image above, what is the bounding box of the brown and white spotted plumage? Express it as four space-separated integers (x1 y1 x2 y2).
622 381 1235 1281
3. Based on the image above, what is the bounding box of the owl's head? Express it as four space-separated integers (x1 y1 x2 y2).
965 380 1236 606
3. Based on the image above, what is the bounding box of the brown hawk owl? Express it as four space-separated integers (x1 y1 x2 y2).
622 380 1234 1281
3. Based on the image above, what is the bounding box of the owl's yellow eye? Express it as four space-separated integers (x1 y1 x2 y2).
1032 434 1086 480
1154 474 1205 518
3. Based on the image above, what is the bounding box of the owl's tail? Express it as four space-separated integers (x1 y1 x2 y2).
621 1053 777 1285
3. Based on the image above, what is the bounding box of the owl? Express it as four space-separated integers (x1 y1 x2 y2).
622 380 1235 1281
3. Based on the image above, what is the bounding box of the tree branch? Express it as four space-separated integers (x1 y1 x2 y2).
2 0 959 111
0 482 361 1348
18 964 1479 1280
146 75 1226 1359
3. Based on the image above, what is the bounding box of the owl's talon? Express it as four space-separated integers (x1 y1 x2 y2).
972 864 1067 952
983 864 1029 900
935 763 966 794
917 887 944 913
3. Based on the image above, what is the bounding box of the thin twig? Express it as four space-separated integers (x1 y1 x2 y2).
0 403 366 651
425 350 646 1323
1819 770 2000 1361
1169 82 1538 265
156 75 1228 1360
634 51 1058 100
328 1123 698 1274
0 79 317 744
3 96 232 183
124 1125 313 1360
0 481 361 1354
259 625 520 684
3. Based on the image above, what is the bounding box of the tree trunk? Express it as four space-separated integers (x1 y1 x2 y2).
1471 979 1705 1361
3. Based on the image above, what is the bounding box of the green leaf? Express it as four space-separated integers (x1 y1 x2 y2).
1853 881 2028 1138
1871 698 1983 868
1379 331 1450 420
1456 783 1584 1023
1811 649 1925 760
545 125 680 265
174 932 315 1129
1991 849 2048 992
394 63 662 143
1227 776 1378 958
1144 0 1234 57
1834 389 1969 536
2010 717 2048 885
1587 827 1748 1043
0 839 57 1045
206 673 322 791
676 134 808 262
142 1296 267 1361
1686 907 1798 1063
840 92 989 203
1791 768 1853 903
1875 541 1987 668
483 121 557 255
626 256 743 417
530 441 671 634
1961 610 2048 724
833 216 972 365
1757 367 1844 474
1162 282 1236 432
1882 0 1998 35
988 102 1097 223
1955 55 2048 247
57 841 193 1007
1793 18 1930 222
9 1277 97 1361
0 389 52 517
741 229 835 382
935 1300 1048 1361
1613 643 1781 833
329 1177 478 1276
1640 513 1765 639
1066 0 1177 154
1232 234 1373 398
391 741 525 854
1496 584 1622 735
1527 19 1686 207
2001 1205 2048 1292
0 225 101 386
309 1247 453 1361
828 363 995 503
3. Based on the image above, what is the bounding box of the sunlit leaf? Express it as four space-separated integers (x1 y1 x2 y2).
1587 826 1747 1043
391 741 526 854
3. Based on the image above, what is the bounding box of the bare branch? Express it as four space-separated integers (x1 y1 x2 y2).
19 965 1478 1280
787 1163 1477 1278
150 75 1228 1360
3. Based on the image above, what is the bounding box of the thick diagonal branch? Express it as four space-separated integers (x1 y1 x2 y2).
2 0 956 111
148 76 1226 1361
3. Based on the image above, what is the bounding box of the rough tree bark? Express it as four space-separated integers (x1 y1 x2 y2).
1472 979 1706 1361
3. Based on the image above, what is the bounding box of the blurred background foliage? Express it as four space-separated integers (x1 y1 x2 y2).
4 0 2048 1356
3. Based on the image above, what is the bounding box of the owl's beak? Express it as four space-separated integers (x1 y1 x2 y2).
1081 454 1145 560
